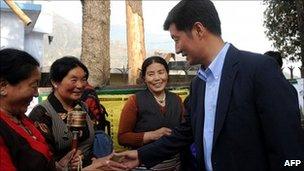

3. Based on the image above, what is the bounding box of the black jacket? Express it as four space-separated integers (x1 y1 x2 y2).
138 45 304 171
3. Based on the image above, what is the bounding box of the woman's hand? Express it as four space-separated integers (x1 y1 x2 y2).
82 154 128 171
70 149 83 169
143 127 172 143
56 149 76 170
114 150 139 170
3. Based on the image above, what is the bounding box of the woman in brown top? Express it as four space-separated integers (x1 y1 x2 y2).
118 56 184 170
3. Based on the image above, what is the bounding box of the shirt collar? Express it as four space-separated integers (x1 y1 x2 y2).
48 92 79 113
198 43 230 81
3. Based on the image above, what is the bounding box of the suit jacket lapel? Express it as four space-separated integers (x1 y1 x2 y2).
213 45 239 147
191 77 206 169
195 79 205 161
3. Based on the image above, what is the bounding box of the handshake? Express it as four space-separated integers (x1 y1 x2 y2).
83 150 139 171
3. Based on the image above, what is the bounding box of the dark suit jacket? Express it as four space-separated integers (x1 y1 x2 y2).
138 45 304 171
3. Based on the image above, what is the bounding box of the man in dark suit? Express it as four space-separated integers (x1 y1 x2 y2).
118 0 304 170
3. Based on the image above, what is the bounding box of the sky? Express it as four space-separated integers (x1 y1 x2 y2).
51 1 273 53
45 0 300 77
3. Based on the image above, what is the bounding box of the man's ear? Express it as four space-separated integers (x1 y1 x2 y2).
193 22 206 39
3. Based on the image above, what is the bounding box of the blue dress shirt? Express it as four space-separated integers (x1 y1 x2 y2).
197 43 230 171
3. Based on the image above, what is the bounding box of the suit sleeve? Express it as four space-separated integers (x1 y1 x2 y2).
254 57 304 170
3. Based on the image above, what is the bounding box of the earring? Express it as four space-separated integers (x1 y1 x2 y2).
0 91 6 96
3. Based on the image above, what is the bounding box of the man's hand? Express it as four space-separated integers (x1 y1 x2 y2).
115 150 140 169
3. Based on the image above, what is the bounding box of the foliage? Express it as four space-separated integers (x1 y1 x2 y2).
263 0 300 61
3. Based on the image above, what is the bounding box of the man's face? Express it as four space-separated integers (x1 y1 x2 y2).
169 23 201 65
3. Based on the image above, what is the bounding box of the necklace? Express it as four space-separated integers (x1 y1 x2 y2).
153 93 166 106
19 121 37 140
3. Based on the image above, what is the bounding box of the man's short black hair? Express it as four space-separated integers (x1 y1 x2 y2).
264 51 283 68
163 0 221 36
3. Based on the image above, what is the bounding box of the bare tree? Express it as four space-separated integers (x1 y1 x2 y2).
115 66 129 83
126 0 146 85
81 0 111 87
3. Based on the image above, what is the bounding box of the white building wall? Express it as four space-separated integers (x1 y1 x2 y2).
0 11 24 49
24 32 44 63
